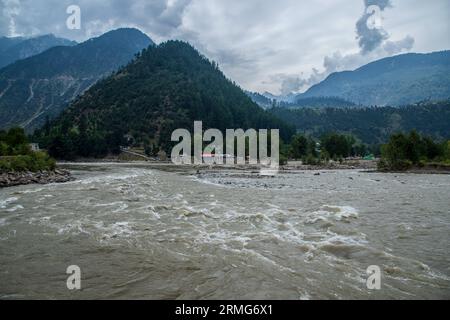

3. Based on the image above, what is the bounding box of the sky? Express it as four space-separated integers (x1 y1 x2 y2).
1 0 449 95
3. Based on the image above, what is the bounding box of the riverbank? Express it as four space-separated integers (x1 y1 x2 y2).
378 163 450 175
58 158 450 177
59 158 378 169
0 169 74 188
283 159 377 171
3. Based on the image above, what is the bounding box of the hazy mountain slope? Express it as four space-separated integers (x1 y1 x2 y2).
0 28 153 131
246 91 274 109
297 51 450 106
0 34 76 69
248 93 356 109
292 97 356 108
34 41 294 159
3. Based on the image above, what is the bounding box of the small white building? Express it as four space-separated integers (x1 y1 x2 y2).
29 143 40 152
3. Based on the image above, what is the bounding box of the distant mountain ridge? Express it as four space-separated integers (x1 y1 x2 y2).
0 28 154 131
263 91 297 103
0 34 76 69
245 91 274 109
290 97 356 108
247 92 356 109
296 51 450 106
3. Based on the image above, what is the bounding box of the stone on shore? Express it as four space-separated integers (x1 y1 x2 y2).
0 170 74 188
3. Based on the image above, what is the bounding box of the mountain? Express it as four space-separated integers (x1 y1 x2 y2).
0 28 153 131
34 41 294 159
248 92 356 109
0 37 25 52
297 51 450 106
263 91 297 103
270 100 450 145
245 91 275 109
0 34 76 69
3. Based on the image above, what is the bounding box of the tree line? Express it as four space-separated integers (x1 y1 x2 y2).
282 132 374 165
378 131 450 171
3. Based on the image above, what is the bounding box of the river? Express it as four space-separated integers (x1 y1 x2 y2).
0 163 449 299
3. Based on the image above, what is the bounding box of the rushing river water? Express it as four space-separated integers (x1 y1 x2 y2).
0 163 449 299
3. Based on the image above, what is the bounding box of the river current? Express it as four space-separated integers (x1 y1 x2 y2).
0 163 449 299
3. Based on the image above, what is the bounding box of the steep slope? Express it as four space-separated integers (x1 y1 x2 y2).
0 28 153 131
0 34 76 69
298 51 450 106
34 41 294 159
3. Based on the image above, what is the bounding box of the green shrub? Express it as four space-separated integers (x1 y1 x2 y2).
379 131 449 171
278 154 287 166
0 142 8 156
0 127 57 173
303 154 320 165
0 152 56 173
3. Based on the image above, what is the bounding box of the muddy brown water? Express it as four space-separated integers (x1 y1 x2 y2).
0 163 449 299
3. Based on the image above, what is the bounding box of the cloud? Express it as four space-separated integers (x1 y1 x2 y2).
321 0 416 75
0 1 8 36
269 0 417 95
273 35 415 95
269 69 324 96
383 35 414 55
0 0 447 95
0 0 193 41
1 0 21 36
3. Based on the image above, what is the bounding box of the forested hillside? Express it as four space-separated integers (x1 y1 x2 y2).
34 41 294 159
270 100 450 144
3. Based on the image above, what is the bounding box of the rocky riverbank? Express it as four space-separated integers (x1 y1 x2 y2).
378 163 450 175
0 169 74 188
282 159 378 171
